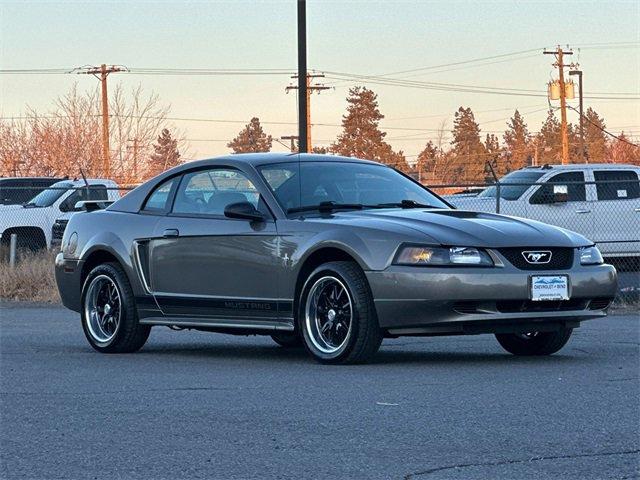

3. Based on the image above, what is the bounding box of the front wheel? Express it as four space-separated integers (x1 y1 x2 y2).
495 328 573 356
81 262 150 353
299 261 382 364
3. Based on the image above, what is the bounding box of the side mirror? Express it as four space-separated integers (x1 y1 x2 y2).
224 201 265 222
552 185 568 203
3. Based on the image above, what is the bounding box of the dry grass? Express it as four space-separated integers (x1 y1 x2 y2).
0 250 60 303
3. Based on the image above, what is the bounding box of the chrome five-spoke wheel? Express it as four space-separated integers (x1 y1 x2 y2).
84 274 121 343
305 276 353 354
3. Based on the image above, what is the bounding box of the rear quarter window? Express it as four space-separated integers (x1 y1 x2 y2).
142 178 177 213
594 170 639 200
530 171 586 204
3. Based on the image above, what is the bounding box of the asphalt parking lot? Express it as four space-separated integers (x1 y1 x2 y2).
1 304 638 480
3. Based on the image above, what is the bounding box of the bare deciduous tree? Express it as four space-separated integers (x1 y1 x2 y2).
0 83 187 184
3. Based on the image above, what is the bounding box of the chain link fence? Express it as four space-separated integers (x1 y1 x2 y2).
434 178 640 303
1 180 638 303
0 185 132 255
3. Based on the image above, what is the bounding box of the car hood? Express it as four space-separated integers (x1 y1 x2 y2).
445 196 497 211
339 208 591 248
0 204 25 211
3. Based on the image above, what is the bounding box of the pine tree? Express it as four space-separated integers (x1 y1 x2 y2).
610 133 640 165
416 140 439 182
331 86 410 171
583 108 609 163
448 107 486 182
148 128 181 177
484 133 503 180
502 109 531 172
227 117 272 153
536 109 583 164
536 109 562 165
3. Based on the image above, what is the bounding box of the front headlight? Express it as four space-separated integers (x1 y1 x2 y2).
394 245 493 266
580 246 604 265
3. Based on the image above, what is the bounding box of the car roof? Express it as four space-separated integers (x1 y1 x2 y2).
51 178 115 185
523 163 639 171
171 152 382 170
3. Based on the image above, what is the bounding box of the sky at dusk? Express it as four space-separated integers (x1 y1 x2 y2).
1 0 639 161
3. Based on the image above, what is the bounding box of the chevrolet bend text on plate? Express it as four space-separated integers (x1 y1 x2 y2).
55 154 618 364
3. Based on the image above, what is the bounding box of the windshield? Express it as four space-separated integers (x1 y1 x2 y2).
259 161 449 213
25 182 73 207
478 170 545 200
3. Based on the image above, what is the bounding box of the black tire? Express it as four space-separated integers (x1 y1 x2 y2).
81 262 150 353
298 261 382 364
270 332 303 348
495 328 573 356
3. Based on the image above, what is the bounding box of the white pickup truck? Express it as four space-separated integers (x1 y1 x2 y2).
447 163 640 259
0 179 119 250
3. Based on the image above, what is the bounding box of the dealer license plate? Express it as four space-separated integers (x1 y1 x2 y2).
531 275 570 301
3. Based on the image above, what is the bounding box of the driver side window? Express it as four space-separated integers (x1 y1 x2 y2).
172 168 261 216
60 185 108 212
530 172 586 204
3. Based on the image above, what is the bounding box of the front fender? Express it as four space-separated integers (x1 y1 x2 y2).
295 230 374 271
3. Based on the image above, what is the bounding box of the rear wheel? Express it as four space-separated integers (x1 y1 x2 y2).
299 261 382 364
81 262 150 353
495 328 573 356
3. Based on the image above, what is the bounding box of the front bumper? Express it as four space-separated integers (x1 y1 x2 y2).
366 262 617 334
55 252 83 312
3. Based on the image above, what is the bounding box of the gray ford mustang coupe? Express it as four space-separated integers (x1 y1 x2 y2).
55 153 617 364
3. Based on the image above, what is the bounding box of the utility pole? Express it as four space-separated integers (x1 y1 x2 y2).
281 135 299 152
544 47 573 165
297 0 308 153
569 69 586 162
286 73 330 150
75 64 127 177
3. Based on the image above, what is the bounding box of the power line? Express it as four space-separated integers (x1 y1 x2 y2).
372 48 545 77
321 71 640 99
385 104 542 121
567 105 640 147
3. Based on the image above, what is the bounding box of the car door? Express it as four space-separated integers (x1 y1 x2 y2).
524 170 593 237
588 169 640 257
59 184 109 213
148 167 282 321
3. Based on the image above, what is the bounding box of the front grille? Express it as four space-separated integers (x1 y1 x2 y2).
496 299 588 313
498 247 574 270
51 219 68 244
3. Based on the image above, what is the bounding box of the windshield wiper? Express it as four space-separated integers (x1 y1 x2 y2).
287 201 364 214
23 202 38 208
373 199 443 209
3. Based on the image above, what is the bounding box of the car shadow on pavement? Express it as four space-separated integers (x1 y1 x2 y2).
371 348 589 366
131 341 593 367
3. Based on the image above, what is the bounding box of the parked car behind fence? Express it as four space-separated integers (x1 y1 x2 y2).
0 179 123 252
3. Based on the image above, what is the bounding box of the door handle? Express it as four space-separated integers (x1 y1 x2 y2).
635 208 640 212
575 209 591 214
162 228 179 238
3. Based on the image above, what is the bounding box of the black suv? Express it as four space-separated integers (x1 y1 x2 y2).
0 177 63 206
